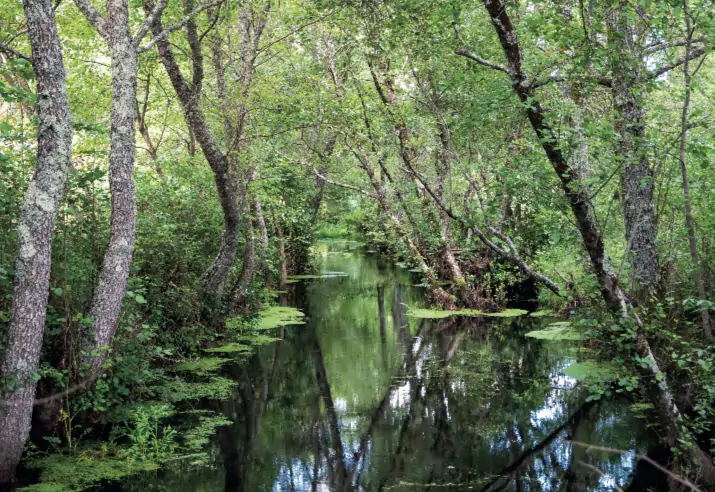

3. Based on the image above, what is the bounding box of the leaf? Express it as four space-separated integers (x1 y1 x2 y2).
52 287 64 297
135 295 146 304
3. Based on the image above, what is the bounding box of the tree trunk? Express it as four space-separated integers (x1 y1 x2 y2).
150 5 242 293
607 5 660 298
356 150 455 309
0 0 72 481
477 0 715 482
230 195 256 313
253 194 270 287
84 0 138 372
678 5 712 341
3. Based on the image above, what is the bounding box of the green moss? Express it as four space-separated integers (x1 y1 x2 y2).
171 357 229 375
406 307 528 319
525 322 583 341
257 306 305 330
22 453 159 491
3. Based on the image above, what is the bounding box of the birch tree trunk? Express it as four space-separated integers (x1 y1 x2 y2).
0 0 73 480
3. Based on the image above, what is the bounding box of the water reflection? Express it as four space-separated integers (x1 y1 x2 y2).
115 241 657 492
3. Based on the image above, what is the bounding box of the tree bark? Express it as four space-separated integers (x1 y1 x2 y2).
82 0 139 372
607 4 660 298
0 0 73 481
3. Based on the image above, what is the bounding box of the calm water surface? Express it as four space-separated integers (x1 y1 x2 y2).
113 241 660 491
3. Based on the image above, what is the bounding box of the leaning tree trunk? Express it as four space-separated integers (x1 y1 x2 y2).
230 192 256 313
607 5 660 299
0 0 73 481
476 0 715 482
356 150 455 309
83 0 138 372
150 4 242 293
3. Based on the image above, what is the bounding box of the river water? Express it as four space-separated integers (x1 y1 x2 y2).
114 240 662 491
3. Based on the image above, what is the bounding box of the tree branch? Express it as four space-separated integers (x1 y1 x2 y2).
137 0 224 54
258 10 335 54
312 168 377 199
0 41 32 61
133 0 169 47
403 152 562 296
454 48 510 74
530 72 613 89
453 23 510 75
72 0 107 38
649 45 711 79
645 37 704 55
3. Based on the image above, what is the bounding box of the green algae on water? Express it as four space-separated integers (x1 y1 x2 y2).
22 454 159 491
286 272 348 280
257 306 305 330
171 357 230 375
562 361 619 382
406 307 528 319
530 310 554 318
203 342 252 354
163 375 236 401
525 321 583 341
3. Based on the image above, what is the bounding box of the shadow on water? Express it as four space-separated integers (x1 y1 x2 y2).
111 240 666 492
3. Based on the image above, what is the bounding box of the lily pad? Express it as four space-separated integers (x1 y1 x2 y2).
257 306 305 330
563 361 618 382
407 308 528 319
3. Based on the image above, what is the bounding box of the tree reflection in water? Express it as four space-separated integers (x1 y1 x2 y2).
117 241 659 492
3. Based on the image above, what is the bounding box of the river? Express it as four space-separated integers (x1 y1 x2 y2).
111 240 662 491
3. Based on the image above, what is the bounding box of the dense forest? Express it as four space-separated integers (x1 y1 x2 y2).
1 0 715 489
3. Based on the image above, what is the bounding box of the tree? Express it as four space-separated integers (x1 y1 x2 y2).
0 0 73 481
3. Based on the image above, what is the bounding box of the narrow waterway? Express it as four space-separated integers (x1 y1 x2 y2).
114 240 660 491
